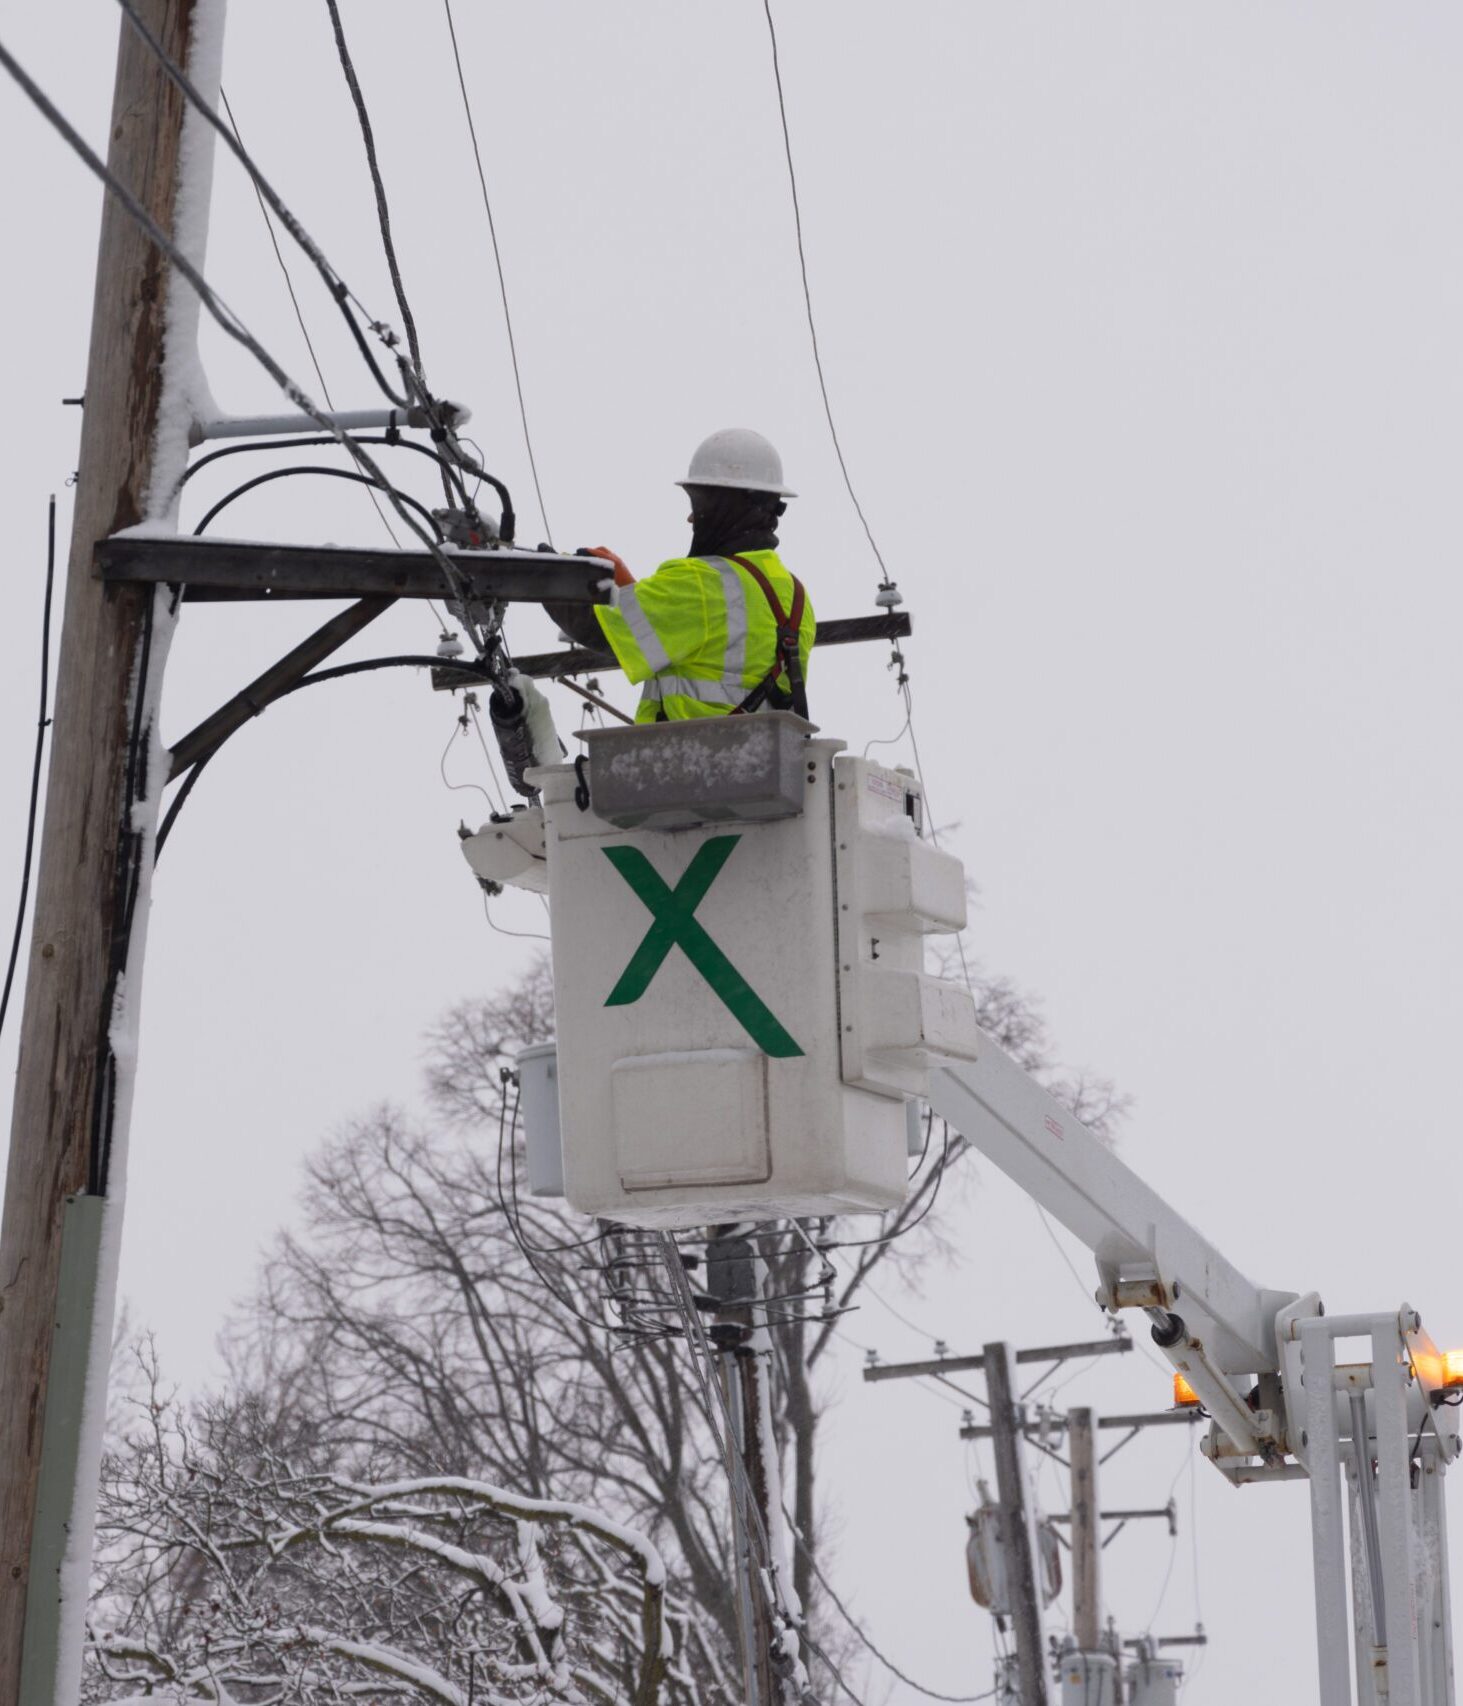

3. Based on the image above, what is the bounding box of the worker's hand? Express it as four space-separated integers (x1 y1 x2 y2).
583 545 635 587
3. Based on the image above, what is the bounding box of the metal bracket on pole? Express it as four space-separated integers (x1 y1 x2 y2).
191 404 449 442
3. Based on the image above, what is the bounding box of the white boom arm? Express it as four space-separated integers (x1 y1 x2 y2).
523 708 1455 1705
925 1040 1460 1706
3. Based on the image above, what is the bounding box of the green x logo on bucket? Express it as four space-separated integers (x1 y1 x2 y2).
602 834 803 1059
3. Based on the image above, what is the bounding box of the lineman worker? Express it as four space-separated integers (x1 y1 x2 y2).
547 429 815 722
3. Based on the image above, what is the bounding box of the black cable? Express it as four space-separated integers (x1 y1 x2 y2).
115 0 413 411
504 1079 604 1257
0 36 488 641
191 466 445 540
205 14 512 550
785 1506 994 1703
822 1119 954 1252
151 656 494 859
908 1101 934 1177
321 0 424 384
176 434 515 542
155 750 212 858
218 84 404 552
760 1 893 593
321 0 498 526
180 434 448 489
0 497 57 1043
493 1087 664 1339
218 87 335 408
441 0 554 545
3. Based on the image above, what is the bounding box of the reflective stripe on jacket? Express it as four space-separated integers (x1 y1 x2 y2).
594 550 815 723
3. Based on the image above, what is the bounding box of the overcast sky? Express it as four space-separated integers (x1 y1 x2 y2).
6 3 1463 1699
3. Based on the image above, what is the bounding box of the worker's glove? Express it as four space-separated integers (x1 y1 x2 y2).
582 544 634 587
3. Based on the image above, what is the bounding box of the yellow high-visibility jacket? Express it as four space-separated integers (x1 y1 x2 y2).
594 550 815 723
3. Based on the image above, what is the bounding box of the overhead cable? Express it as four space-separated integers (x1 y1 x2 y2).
123 0 496 541
783 1505 995 1703
320 0 472 521
218 87 336 410
191 465 445 540
219 83 402 549
494 1087 665 1337
760 0 890 592
176 434 515 542
115 0 412 411
322 0 426 382
817 1117 954 1251
0 497 56 1042
0 32 487 644
441 0 555 545
153 655 495 855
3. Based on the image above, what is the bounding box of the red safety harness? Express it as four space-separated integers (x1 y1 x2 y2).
726 553 809 720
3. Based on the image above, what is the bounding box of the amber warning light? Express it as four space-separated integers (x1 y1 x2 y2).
1442 1350 1463 1390
1173 1373 1201 1408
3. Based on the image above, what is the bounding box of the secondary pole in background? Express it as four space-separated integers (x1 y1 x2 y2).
0 4 214 1702
1069 1407 1101 1656
985 1341 1051 1706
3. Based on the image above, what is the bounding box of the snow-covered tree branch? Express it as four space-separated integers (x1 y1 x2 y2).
88 1363 672 1706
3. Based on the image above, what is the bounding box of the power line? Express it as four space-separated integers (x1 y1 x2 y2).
152 656 495 856
219 84 404 550
759 0 890 591
322 0 426 383
218 87 335 409
0 497 56 1042
191 465 444 539
115 0 414 412
0 29 486 643
441 0 554 545
441 717 502 815
491 1088 632 1335
817 1117 955 1251
785 1506 994 1703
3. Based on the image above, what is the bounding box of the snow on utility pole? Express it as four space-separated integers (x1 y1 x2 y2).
702 1226 814 1706
985 1341 1051 1706
707 1228 776 1706
0 5 221 1703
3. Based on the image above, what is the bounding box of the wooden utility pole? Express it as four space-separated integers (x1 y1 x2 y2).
985 1341 1050 1706
1069 1407 1101 1655
0 5 203 1702
707 1228 779 1706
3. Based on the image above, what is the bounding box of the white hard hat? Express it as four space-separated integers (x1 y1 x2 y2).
676 427 797 497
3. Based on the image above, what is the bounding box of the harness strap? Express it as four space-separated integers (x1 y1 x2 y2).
726 553 809 719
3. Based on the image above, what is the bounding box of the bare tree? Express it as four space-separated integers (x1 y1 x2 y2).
91 951 1121 1699
89 1353 686 1706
